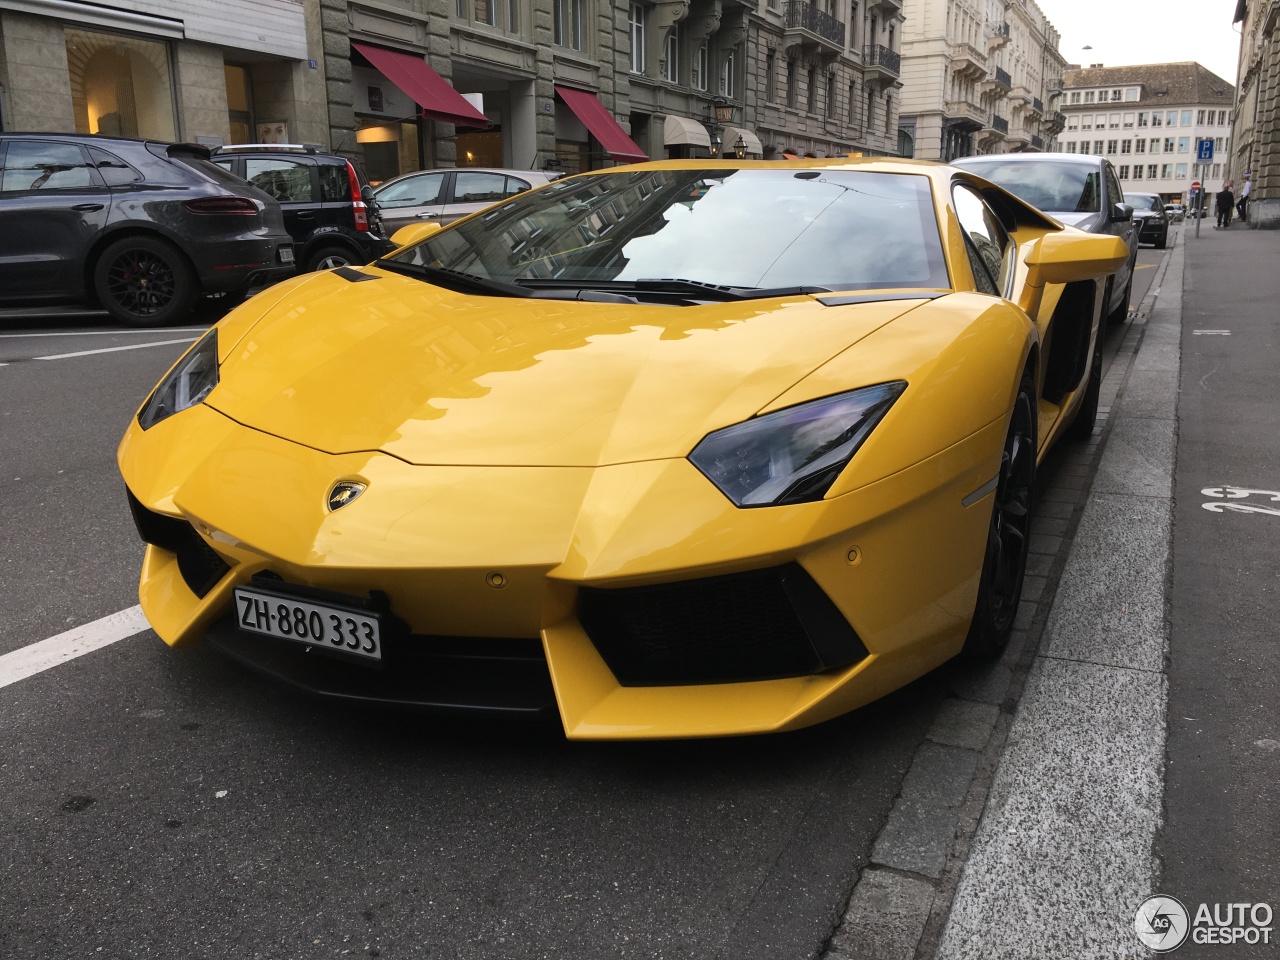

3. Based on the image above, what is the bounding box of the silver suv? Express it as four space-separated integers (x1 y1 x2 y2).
374 167 562 235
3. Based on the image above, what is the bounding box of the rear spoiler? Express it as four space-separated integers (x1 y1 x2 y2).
145 141 214 162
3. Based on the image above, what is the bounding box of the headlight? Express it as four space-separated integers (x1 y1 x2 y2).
689 382 906 507
137 329 219 430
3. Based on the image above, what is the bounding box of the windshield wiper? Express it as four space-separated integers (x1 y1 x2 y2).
374 260 530 298
515 277 831 302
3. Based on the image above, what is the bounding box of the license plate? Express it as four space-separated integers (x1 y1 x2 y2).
233 586 381 662
278 246 295 264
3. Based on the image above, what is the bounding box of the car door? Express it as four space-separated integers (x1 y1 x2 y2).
1102 161 1136 298
441 172 531 224
0 138 112 300
373 171 447 235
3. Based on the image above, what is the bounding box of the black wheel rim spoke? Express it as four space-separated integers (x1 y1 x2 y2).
988 398 1034 627
106 251 176 316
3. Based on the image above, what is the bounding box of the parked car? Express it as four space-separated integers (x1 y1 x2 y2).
1125 191 1170 248
373 167 562 234
119 158 1128 739
0 133 294 326
212 145 393 272
952 153 1139 324
1165 203 1185 222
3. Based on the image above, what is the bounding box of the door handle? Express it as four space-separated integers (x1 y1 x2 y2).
295 212 316 219
415 212 440 219
72 203 105 212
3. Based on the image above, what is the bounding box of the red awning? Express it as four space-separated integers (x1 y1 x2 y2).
352 42 489 128
554 85 648 163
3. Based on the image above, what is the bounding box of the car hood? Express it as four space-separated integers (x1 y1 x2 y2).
208 268 931 467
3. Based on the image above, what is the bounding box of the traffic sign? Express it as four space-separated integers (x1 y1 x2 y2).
1196 138 1214 162
1191 180 1201 190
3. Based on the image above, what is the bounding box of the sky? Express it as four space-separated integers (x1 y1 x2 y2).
1040 0 1243 88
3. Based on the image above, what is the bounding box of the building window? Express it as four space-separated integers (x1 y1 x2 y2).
1107 139 1117 153
1084 91 1095 103
806 68 816 113
1118 165 1129 179
663 27 678 82
1180 110 1192 126
1161 163 1172 178
1121 139 1131 153
765 50 776 101
1135 139 1145 153
1177 137 1189 153
470 0 495 25
1132 166 1143 179
1212 162 1221 177
1196 109 1205 124
1123 113 1134 128
553 0 583 49
1070 92 1081 104
1218 110 1228 125
1125 88 1138 101
630 4 646 74
1214 136 1224 151
66 27 177 140
1164 137 1175 152
694 44 708 91
719 50 735 98
1094 140 1104 154
884 93 892 134
1137 111 1148 127
1152 112 1162 127
847 80 856 123
1068 118 1079 131
1166 111 1177 125
867 87 875 129
1148 164 1157 178
826 73 836 118
785 57 795 106
1175 162 1187 178
1065 141 1076 153
1111 89 1122 101
1095 114 1105 129
1081 118 1092 130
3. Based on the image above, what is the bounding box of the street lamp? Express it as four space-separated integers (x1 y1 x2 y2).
734 135 747 159
709 135 722 158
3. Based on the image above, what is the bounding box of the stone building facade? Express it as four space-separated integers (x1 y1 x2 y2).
1231 0 1280 227
897 0 1064 161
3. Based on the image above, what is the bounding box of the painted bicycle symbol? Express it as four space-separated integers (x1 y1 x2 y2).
1201 486 1280 517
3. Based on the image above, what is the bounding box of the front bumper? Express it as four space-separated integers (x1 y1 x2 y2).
120 404 1002 739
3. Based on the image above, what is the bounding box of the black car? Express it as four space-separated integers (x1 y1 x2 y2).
0 133 295 326
1125 192 1169 249
212 145 393 272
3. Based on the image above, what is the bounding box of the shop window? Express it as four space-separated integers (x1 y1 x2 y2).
225 65 252 144
66 27 176 141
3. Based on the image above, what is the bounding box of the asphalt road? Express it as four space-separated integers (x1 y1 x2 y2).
0 247 1164 960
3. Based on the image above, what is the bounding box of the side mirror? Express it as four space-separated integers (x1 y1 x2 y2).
390 222 442 249
1024 230 1131 289
361 184 376 205
1111 202 1134 222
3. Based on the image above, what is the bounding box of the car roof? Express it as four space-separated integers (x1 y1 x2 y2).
954 152 1104 165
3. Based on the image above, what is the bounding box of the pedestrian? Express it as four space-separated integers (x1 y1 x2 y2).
1237 174 1252 223
1216 182 1235 227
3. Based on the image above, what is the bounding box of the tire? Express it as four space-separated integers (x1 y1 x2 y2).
93 236 196 327
1155 229 1168 250
963 372 1036 660
1066 339 1102 443
305 245 359 272
1106 268 1133 325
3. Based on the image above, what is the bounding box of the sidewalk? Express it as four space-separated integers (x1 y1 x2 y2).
820 228 1184 959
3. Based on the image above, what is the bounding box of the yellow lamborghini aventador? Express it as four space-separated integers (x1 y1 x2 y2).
118 159 1128 739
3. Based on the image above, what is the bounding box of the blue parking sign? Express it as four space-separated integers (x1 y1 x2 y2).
1196 138 1214 162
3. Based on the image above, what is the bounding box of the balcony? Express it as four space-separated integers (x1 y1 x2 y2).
871 0 902 14
987 20 1010 51
945 99 987 131
979 65 1011 97
949 41 988 80
783 1 846 57
977 114 1008 149
1031 135 1045 150
993 114 1009 134
862 44 901 85
1031 97 1044 114
1044 109 1067 135
1008 84 1033 107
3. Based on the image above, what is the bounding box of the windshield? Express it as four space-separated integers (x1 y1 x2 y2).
385 167 950 293
960 160 1101 214
1127 194 1162 212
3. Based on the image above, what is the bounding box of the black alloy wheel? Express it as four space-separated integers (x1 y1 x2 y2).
1106 266 1134 324
963 373 1036 659
94 236 196 327
1156 228 1168 250
1066 338 1103 443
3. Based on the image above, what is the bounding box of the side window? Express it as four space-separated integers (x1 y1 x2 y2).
374 172 445 207
319 164 349 203
88 146 141 186
0 140 98 192
454 171 509 204
244 158 312 202
952 183 1013 297
503 176 532 198
1104 164 1123 211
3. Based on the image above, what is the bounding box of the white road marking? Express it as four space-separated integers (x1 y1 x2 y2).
1193 329 1231 335
0 327 208 339
0 606 151 690
36 337 198 360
